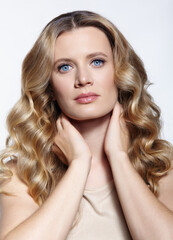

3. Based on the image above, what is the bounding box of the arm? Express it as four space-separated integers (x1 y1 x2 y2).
108 154 173 240
104 102 173 240
0 114 92 240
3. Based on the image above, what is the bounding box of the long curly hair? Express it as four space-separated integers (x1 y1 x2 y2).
0 10 172 206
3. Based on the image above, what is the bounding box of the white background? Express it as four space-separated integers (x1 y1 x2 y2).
0 0 172 150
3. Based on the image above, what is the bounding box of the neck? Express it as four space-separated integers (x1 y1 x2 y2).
70 113 111 162
69 112 113 186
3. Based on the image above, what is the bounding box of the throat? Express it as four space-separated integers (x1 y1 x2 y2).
69 113 113 189
85 157 113 190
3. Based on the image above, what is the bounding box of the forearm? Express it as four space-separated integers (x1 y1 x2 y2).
109 153 173 240
4 160 90 240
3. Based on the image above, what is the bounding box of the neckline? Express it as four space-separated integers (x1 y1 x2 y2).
84 179 114 193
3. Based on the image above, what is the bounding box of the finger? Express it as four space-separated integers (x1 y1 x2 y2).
119 115 129 137
112 102 127 131
56 116 63 131
52 143 57 153
61 113 72 128
112 101 122 120
61 112 68 119
52 144 68 165
61 113 70 122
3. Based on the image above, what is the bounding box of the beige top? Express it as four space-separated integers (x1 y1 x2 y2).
66 181 132 240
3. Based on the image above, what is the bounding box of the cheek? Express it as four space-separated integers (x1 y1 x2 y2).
52 80 69 101
100 68 117 92
100 69 118 106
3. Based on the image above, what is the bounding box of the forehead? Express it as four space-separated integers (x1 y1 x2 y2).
54 27 112 57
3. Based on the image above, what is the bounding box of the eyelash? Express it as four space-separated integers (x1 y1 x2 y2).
57 59 105 73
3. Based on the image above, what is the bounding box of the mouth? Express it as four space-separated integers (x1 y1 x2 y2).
74 92 99 104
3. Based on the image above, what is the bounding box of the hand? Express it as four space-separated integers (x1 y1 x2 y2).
104 102 130 162
52 113 92 167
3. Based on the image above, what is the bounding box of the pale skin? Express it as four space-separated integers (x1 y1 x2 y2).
0 26 173 240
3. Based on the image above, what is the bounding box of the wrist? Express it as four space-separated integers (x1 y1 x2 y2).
107 151 129 165
70 157 91 174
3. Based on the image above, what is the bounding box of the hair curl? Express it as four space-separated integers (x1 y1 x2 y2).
0 11 172 208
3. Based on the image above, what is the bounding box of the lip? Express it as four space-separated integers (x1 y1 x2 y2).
75 92 99 100
74 92 99 104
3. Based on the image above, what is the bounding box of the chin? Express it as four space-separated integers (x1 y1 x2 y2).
64 109 113 121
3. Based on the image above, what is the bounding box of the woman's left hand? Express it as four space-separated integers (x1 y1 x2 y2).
104 101 130 163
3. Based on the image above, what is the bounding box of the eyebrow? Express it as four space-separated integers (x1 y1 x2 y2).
54 52 108 64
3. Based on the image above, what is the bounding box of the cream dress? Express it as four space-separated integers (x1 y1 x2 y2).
66 181 132 239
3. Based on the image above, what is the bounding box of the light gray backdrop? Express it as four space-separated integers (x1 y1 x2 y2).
0 0 173 150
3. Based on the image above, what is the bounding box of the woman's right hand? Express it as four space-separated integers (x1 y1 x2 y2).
52 113 92 167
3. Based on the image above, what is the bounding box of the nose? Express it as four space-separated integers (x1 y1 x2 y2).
74 65 93 88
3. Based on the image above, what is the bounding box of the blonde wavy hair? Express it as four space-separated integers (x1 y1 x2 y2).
0 10 172 207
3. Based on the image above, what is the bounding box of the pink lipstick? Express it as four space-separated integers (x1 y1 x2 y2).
75 92 99 104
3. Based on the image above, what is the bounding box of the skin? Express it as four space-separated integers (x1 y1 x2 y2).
51 27 118 121
1 26 173 240
51 26 173 239
51 26 119 187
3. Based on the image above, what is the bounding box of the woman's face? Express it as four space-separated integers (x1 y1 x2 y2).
51 26 118 120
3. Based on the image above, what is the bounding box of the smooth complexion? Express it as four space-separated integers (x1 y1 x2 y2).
2 26 173 240
51 27 118 188
51 27 118 121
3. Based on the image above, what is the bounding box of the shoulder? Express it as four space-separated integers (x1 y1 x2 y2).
0 160 39 238
1 160 29 196
0 159 39 205
158 150 173 212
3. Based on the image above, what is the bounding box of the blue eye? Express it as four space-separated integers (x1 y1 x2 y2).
58 64 72 72
92 59 105 67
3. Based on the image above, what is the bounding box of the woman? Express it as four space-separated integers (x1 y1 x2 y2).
0 10 173 240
